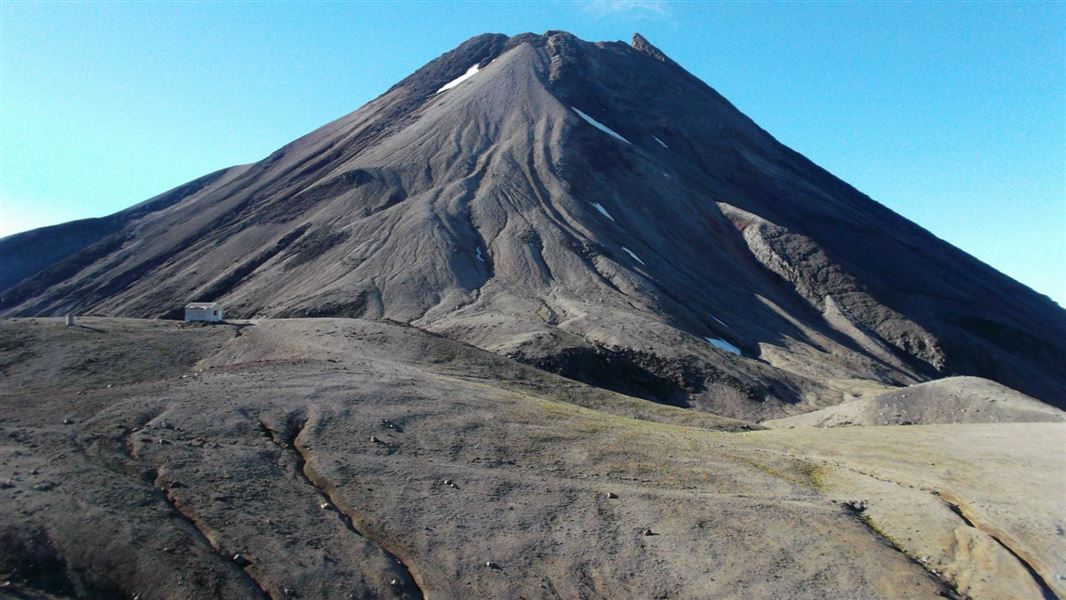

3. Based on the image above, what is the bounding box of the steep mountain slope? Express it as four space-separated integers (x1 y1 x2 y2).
2 31 1063 417
0 168 232 292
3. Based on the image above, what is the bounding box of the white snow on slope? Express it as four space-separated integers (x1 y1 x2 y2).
710 314 730 329
475 247 485 263
437 64 482 93
653 136 669 149
622 246 646 265
572 107 631 144
705 337 741 355
591 202 615 221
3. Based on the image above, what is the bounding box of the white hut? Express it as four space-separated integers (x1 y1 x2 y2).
185 302 223 323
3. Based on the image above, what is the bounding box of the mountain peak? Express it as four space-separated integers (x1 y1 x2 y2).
630 32 701 86
631 32 667 61
2 31 1064 415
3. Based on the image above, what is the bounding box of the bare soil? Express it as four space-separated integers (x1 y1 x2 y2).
1 318 1061 599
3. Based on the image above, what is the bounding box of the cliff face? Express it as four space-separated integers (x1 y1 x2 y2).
2 31 1063 415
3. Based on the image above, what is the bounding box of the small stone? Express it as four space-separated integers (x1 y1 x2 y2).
842 499 868 513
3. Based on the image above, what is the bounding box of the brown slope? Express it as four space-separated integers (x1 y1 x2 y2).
3 318 1061 599
1 31 1063 416
764 376 1066 428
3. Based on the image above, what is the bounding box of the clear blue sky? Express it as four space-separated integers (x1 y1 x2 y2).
2 1 1063 304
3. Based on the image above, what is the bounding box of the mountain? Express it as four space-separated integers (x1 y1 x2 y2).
2 31 1063 417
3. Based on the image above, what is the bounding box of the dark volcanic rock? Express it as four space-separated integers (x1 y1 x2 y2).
1 31 1064 413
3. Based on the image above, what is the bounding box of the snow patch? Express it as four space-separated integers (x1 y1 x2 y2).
571 107 631 144
475 247 485 263
705 337 741 355
437 63 482 93
709 314 730 329
621 246 646 265
653 136 669 149
591 202 615 221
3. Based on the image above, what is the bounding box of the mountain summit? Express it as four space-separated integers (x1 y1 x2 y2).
2 31 1063 416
